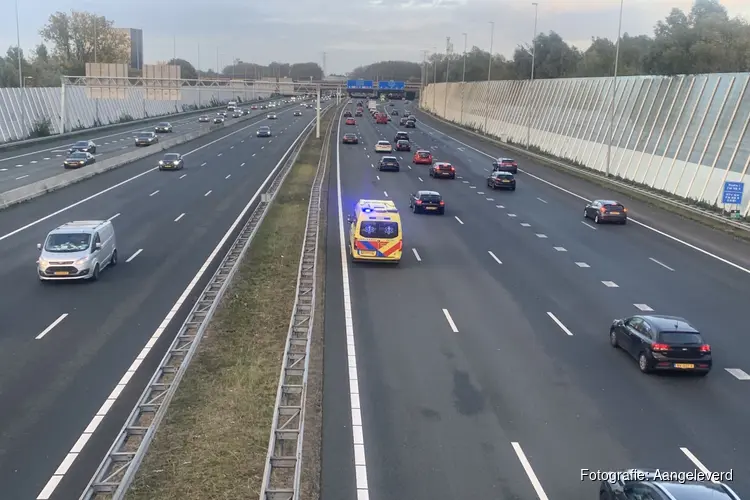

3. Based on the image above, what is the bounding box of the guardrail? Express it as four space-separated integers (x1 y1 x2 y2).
79 105 335 500
259 98 336 500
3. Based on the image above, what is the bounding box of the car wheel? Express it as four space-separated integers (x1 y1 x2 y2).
594 213 601 224
621 219 627 225
412 205 417 213
609 330 618 348
583 209 588 219
438 208 445 215
91 263 100 281
511 187 516 191
450 174 455 179
638 353 651 373
110 250 118 267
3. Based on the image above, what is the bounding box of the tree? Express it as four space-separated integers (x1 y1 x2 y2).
350 61 422 81
167 58 197 80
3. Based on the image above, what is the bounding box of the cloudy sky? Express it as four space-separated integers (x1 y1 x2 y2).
3 0 750 74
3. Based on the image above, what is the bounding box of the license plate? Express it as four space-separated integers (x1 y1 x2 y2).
358 251 376 257
502 180 510 183
54 271 69 276
674 363 694 369
609 211 620 215
426 206 437 210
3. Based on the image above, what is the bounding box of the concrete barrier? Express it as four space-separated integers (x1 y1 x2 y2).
0 101 301 211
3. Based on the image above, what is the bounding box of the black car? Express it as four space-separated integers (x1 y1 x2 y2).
610 315 712 375
408 115 416 122
158 153 184 170
487 171 516 190
409 190 444 214
69 140 96 154
430 162 456 179
399 117 408 126
584 199 628 224
599 468 739 499
257 126 272 137
343 110 352 117
405 120 416 128
155 122 173 133
135 132 159 146
394 131 409 142
342 133 358 144
378 156 400 172
355 110 363 117
391 110 399 116
293 111 302 116
395 140 411 152
63 152 95 169
492 157 517 173
213 117 224 124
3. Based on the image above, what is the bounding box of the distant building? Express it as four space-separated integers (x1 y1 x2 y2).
118 28 144 70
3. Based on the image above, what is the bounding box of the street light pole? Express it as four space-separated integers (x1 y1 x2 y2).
15 0 26 138
432 47 437 111
606 0 624 178
484 21 495 133
527 2 539 148
460 32 467 123
443 36 451 117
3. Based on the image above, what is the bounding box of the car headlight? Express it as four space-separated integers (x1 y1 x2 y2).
38 258 49 268
173 161 179 165
74 257 88 267
158 160 164 165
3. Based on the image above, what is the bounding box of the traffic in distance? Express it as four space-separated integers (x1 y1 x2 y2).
336 95 735 499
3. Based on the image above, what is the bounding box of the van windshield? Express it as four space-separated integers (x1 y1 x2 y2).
45 233 91 252
359 221 399 239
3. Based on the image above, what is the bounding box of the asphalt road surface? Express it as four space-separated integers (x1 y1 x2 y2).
0 100 331 500
0 98 294 193
322 100 750 500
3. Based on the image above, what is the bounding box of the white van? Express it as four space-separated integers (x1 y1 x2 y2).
37 220 118 281
227 101 237 111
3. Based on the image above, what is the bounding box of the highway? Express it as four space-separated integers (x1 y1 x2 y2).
0 99 330 500
0 99 285 193
323 100 750 499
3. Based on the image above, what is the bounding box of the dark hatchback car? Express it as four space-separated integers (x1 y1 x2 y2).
610 315 712 375
378 156 400 172
342 133 358 144
395 140 411 152
343 110 352 117
257 126 272 137
394 131 409 142
487 171 516 190
584 199 628 224
63 152 95 169
69 140 97 154
391 109 399 116
135 132 159 146
399 117 408 126
158 153 184 170
600 469 739 499
492 157 517 174
430 162 455 179
405 119 416 128
409 190 445 214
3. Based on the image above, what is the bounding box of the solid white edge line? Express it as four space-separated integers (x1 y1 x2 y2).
546 312 574 336
36 116 316 500
174 213 185 222
0 109 296 244
511 442 550 500
680 447 717 483
107 213 120 221
442 308 459 333
335 108 372 499
418 118 750 276
35 313 69 340
412 248 421 261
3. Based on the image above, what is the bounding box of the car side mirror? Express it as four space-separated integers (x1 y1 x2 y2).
94 242 102 250
37 243 42 250
346 215 354 224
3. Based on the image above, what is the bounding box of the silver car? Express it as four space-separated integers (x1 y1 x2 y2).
37 220 118 281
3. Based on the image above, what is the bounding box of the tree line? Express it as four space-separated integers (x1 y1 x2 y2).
349 0 750 83
0 9 323 88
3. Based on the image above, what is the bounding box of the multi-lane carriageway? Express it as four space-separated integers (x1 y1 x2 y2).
322 101 750 499
0 99 333 500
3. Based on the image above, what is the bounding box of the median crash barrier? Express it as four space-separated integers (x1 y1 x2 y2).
416 108 750 236
0 101 303 211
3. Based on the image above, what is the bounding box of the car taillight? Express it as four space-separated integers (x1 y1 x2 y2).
651 343 670 352
415 200 422 205
623 207 628 212
450 167 455 171
599 206 606 213
700 344 711 353
439 200 445 205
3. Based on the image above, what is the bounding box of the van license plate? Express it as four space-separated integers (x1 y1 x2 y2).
674 363 694 369
54 271 69 276
359 251 376 257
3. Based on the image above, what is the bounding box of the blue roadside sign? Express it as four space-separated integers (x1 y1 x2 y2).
377 80 405 90
722 181 744 205
347 79 374 90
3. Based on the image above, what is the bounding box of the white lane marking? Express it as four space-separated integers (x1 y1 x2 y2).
581 220 597 230
108 213 120 221
149 190 159 197
230 145 234 149
537 197 547 203
601 281 619 287
241 140 245 143
520 223 531 227
174 213 185 222
0 168 6 171
15 164 22 167
201 162 207 166
35 114 307 499
469 186 476 189
477 191 485 195
483 168 489 172
43 157 50 160
407 165 412 169
225 174 231 179
261 146 265 150
536 234 548 238
252 153 256 157
575 262 590 268
179 174 187 179
488 251 502 265
55 155 61 157
442 309 459 333
507 213 517 217
634 304 653 311
454 216 464 225
649 257 674 271
16 175 29 180
418 177 423 182
30 160 38 164
204 190 212 197
680 448 716 483
547 312 574 336
383 191 388 197
241 162 246 167
35 313 69 340
462 180 469 184
376 175 380 180
553 246 567 251
217 153 223 157
457 176 463 179
725 368 750 380
126 249 143 263
412 248 422 261
496 205 505 209
486 197 494 201
511 442 550 499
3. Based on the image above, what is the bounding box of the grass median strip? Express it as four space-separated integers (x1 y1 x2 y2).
125 114 332 500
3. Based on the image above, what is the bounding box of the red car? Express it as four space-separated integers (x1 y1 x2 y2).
376 113 388 124
345 117 356 125
413 150 433 164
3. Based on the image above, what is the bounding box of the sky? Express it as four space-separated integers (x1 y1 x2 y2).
3 0 750 75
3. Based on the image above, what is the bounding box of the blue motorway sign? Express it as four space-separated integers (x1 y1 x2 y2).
722 181 744 205
347 79 374 90
378 80 405 90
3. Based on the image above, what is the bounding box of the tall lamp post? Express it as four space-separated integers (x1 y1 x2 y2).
483 21 495 133
606 0 624 178
526 2 539 148
432 46 437 111
443 36 452 118
15 0 26 139
460 32 467 123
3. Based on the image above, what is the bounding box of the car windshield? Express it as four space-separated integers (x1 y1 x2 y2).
418 152 430 158
158 123 169 126
378 141 390 146
163 154 180 161
260 127 270 131
659 332 703 344
398 140 409 145
73 141 89 147
45 233 91 252
345 134 356 138
138 133 152 138
68 153 87 159
419 194 442 203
